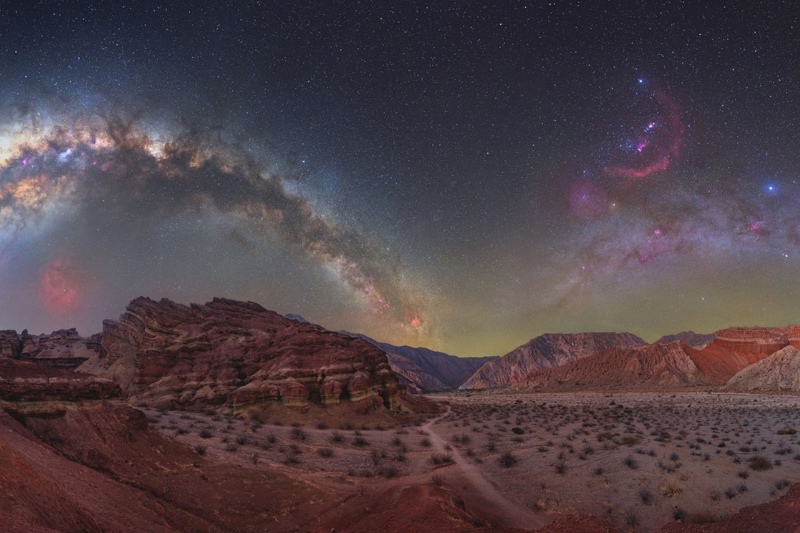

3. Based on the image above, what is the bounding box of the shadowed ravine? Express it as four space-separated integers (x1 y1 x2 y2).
423 407 549 530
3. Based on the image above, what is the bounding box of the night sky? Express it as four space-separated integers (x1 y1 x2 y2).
1 2 799 356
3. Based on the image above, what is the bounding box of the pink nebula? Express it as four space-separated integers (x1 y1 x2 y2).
39 257 83 313
605 90 684 180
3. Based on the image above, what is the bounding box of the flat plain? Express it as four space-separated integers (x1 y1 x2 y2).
146 391 800 531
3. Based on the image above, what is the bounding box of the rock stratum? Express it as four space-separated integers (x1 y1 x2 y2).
89 297 423 415
723 345 800 392
460 332 647 389
523 326 800 391
525 342 703 390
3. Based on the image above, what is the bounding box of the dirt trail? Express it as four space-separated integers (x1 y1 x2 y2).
422 409 549 530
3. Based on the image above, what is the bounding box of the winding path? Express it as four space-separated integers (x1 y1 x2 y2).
422 408 548 530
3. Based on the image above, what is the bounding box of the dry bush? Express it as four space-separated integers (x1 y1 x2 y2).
749 455 773 471
660 482 682 498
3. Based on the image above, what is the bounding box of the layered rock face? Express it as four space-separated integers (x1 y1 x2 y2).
87 297 405 413
525 342 702 390
0 328 104 370
685 326 800 383
460 332 646 389
724 346 800 392
0 358 119 406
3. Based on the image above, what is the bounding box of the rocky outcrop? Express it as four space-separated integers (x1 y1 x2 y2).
0 358 119 406
524 342 702 390
460 332 646 389
724 345 800 392
0 328 105 370
348 333 497 392
0 402 349 533
685 326 800 383
655 330 715 349
84 297 408 414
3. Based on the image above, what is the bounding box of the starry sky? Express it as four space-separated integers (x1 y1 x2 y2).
1 1 799 356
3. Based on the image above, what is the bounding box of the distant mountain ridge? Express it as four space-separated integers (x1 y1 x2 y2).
655 330 715 349
459 332 647 389
344 332 497 392
525 342 703 390
522 326 800 391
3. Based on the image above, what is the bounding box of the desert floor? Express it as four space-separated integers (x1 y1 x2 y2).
143 390 800 531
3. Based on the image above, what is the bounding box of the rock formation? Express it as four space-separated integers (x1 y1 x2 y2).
655 330 715 349
83 297 414 415
685 325 800 383
460 332 647 389
0 328 105 370
0 358 119 407
525 342 702 390
724 345 800 392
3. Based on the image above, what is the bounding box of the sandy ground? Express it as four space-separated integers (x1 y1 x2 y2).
143 391 800 531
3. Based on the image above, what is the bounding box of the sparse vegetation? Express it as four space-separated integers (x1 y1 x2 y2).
749 455 773 471
498 451 517 468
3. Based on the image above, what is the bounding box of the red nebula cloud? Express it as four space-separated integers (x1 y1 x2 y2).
410 315 422 328
39 258 83 313
605 90 684 180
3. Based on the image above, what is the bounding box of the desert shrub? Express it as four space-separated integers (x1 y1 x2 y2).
724 487 737 499
660 482 682 498
777 427 797 435
290 427 307 441
431 474 444 486
352 436 369 447
673 508 686 522
236 435 248 445
511 427 524 435
194 444 207 456
267 433 276 443
175 428 188 435
420 437 432 448
624 509 639 527
738 470 749 479
378 465 398 478
621 435 641 446
283 455 300 465
318 447 334 458
225 443 239 452
498 451 517 468
749 455 773 471
199 429 213 439
623 456 638 469
555 462 567 475
593 467 604 476
639 489 652 505
737 483 748 493
429 453 454 465
776 479 791 490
